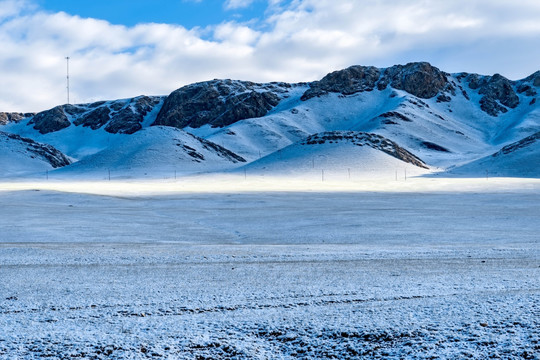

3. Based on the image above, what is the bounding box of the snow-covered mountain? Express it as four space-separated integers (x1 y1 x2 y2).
447 131 540 178
0 131 71 177
52 126 246 179
238 131 431 180
1 62 538 179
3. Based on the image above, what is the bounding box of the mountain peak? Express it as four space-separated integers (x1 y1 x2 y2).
153 79 291 129
301 61 449 101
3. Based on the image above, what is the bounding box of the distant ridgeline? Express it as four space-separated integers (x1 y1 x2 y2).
0 62 539 178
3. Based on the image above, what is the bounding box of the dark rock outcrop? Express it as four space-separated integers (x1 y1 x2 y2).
104 96 162 134
301 131 428 169
0 112 30 125
133 95 159 116
63 104 87 116
379 111 413 123
480 97 508 116
522 71 540 87
420 141 450 152
105 107 143 134
153 80 283 129
301 62 449 101
301 66 380 100
479 74 519 108
0 131 71 168
436 94 452 103
187 133 246 163
465 73 519 116
73 106 111 130
28 106 72 134
378 62 448 99
516 84 537 97
71 96 162 134
493 131 540 157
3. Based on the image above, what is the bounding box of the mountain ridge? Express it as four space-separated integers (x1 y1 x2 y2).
1 62 538 179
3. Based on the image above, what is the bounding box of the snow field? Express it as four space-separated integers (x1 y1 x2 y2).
0 179 539 358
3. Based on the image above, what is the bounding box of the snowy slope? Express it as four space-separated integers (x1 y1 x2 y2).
0 131 71 178
52 126 245 179
237 131 432 180
446 132 540 177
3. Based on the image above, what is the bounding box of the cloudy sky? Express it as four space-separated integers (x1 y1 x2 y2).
1 0 539 112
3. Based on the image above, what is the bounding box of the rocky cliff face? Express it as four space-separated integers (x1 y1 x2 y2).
0 112 32 125
29 106 73 134
493 131 540 157
463 73 520 116
301 66 380 100
104 96 162 134
153 80 287 129
0 131 71 168
379 62 449 99
301 62 449 101
28 96 163 135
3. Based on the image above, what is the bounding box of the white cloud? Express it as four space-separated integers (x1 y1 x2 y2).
0 0 539 112
224 0 255 10
214 22 260 44
0 0 33 19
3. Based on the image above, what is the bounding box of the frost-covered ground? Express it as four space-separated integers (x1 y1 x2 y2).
0 178 539 359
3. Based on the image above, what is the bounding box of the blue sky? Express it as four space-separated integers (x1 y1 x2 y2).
35 0 271 29
1 0 540 112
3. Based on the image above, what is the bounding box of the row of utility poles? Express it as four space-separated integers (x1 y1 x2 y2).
42 168 494 181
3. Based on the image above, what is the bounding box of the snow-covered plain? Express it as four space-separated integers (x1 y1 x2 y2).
0 177 539 359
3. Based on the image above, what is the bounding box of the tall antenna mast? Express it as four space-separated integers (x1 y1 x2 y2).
65 56 70 104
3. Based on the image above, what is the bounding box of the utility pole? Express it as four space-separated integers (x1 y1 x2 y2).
65 56 70 104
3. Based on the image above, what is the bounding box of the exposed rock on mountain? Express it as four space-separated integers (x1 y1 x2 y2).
378 111 414 124
73 95 163 134
28 106 72 134
378 62 448 99
153 80 285 129
73 106 111 130
463 73 519 116
447 131 540 177
302 131 428 169
193 134 246 163
104 107 142 134
493 131 540 157
29 96 163 135
521 71 540 87
0 112 31 125
301 66 380 100
0 131 71 168
301 62 448 101
516 71 539 98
